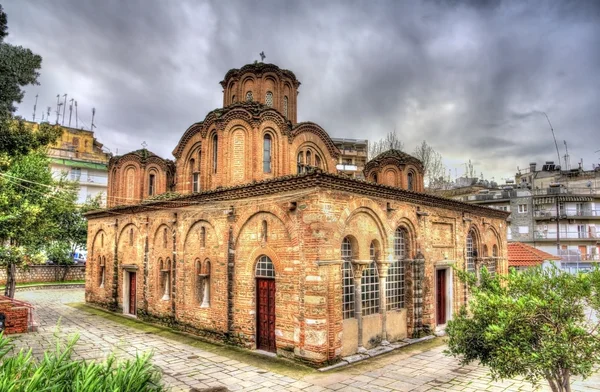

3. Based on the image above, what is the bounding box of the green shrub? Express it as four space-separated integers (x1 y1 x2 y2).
0 332 167 391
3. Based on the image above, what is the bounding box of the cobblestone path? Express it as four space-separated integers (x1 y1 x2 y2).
10 289 600 391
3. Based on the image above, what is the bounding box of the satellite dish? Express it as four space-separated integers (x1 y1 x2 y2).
587 181 592 188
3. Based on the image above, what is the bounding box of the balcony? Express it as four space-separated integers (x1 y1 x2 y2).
534 209 600 220
336 164 358 171
534 231 599 241
533 187 600 196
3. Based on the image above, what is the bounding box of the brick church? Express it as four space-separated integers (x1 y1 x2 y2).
85 62 509 365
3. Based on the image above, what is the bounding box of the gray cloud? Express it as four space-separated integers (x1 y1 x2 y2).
4 0 600 180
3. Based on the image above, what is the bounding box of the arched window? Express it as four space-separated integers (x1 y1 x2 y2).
388 228 407 310
362 242 380 316
190 158 199 193
315 154 321 169
306 150 312 166
163 227 168 248
101 233 104 248
491 244 499 277
265 91 273 107
148 173 156 196
492 244 498 257
407 172 414 191
200 260 211 307
297 152 304 174
341 237 355 319
99 256 106 288
161 258 171 300
129 228 133 246
200 227 206 248
263 134 272 173
466 231 476 274
373 174 378 183
232 95 236 103
212 134 218 173
195 259 204 303
255 255 275 278
283 96 288 118
261 220 268 241
246 91 253 102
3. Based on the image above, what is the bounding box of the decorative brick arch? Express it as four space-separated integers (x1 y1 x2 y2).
484 226 502 257
117 223 141 247
392 217 419 259
291 122 340 159
173 122 203 159
243 246 284 278
183 219 221 254
232 206 293 245
90 228 109 258
339 203 390 260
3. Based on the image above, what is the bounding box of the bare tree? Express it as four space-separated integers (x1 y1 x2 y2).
369 131 404 159
413 140 447 189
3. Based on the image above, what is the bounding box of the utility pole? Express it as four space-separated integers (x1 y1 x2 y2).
32 94 38 122
68 98 74 127
91 107 96 131
55 94 61 124
75 101 78 128
61 94 67 125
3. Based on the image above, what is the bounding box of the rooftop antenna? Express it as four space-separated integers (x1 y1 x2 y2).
563 140 570 170
46 107 51 122
91 107 97 131
74 101 78 128
543 112 562 170
68 98 74 127
32 94 38 122
259 51 266 62
55 94 61 124
61 94 67 125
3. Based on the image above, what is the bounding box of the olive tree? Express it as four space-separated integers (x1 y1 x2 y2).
446 265 600 392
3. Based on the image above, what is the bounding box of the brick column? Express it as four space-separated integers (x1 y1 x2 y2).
352 260 370 353
378 259 391 345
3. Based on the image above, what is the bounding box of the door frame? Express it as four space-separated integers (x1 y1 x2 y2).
256 277 276 352
122 267 138 317
435 266 453 326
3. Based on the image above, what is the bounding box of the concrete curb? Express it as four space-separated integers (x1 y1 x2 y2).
13 284 85 292
318 335 436 372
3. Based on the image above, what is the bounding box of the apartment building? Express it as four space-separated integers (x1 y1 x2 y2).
331 138 368 179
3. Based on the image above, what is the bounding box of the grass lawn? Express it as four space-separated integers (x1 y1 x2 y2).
0 280 85 290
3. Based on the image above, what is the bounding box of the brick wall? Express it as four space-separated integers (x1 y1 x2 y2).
0 297 32 334
0 265 85 284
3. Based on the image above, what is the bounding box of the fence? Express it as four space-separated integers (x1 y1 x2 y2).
0 265 85 284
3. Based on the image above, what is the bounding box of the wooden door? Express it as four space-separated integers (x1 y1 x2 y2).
256 278 276 352
436 269 446 325
129 272 137 315
579 245 587 261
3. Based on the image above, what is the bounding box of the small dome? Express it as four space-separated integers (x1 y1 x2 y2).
363 149 425 192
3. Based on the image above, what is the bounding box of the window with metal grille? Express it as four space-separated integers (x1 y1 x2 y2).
341 237 355 319
490 244 498 277
297 152 304 174
283 96 288 118
466 232 475 273
407 172 414 191
149 173 155 196
387 228 406 310
255 255 275 278
362 243 380 316
212 135 218 173
265 91 273 107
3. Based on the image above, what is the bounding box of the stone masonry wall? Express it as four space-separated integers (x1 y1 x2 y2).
0 265 85 284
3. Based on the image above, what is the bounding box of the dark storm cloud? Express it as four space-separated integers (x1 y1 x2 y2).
4 0 600 179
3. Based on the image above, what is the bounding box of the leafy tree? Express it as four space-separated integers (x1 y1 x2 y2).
446 266 600 392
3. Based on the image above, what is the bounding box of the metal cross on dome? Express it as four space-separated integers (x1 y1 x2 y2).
141 141 148 149
260 51 266 62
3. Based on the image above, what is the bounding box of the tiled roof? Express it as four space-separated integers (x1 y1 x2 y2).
507 242 561 267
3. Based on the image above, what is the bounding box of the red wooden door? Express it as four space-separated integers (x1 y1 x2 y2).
129 272 137 315
256 279 276 352
436 269 446 325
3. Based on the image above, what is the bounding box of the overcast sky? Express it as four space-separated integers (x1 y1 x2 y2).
4 0 600 182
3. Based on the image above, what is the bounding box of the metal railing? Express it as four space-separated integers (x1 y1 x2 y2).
534 209 600 218
533 187 600 196
534 231 600 240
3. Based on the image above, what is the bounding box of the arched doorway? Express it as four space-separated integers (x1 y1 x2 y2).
255 255 276 352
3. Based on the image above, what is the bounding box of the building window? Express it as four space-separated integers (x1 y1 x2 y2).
265 91 273 107
99 256 106 288
255 255 275 278
518 226 529 234
341 237 355 320
373 174 378 183
388 228 406 310
71 167 81 181
297 152 304 174
362 242 380 316
306 150 312 166
518 204 528 213
246 91 253 102
315 154 322 169
163 227 168 248
261 220 268 241
263 134 272 173
212 135 218 173
407 172 414 191
466 231 475 273
149 174 156 196
129 228 134 246
192 173 199 193
197 259 211 308
101 233 104 248
200 227 206 248
578 224 586 238
232 95 236 103
283 96 288 118
490 244 498 277
160 259 171 301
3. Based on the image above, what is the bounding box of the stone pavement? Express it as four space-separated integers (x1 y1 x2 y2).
10 289 600 392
